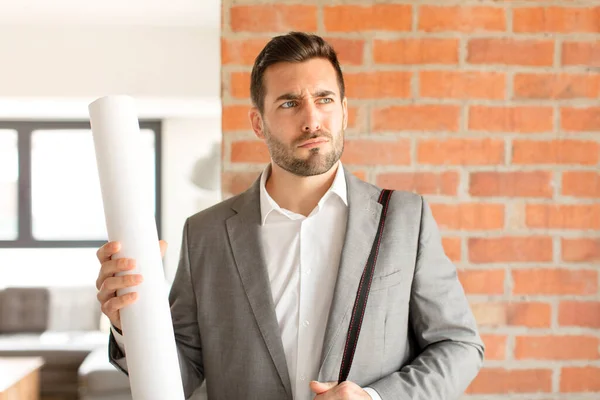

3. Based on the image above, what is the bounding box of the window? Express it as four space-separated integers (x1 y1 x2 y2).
0 121 162 248
0 130 18 240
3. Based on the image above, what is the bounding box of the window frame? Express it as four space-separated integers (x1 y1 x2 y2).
0 120 162 248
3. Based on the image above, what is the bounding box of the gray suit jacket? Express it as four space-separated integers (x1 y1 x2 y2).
109 168 484 400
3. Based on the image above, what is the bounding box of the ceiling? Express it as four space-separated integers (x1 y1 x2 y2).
0 0 220 27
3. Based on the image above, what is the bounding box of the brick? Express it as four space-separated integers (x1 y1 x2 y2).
442 237 461 262
559 301 600 328
515 73 600 99
513 268 598 295
351 170 366 181
222 171 261 195
561 107 600 132
222 105 251 131
468 38 554 66
563 41 600 67
374 39 459 65
508 303 552 328
346 107 358 130
417 138 504 166
341 139 410 166
323 38 364 66
472 302 552 328
562 238 600 262
372 105 460 132
324 4 412 32
480 335 507 361
222 37 269 65
230 71 250 99
230 5 317 32
514 7 600 33
469 236 553 263
345 72 411 99
419 71 505 100
469 171 553 198
230 140 269 163
469 106 553 133
515 336 600 360
512 140 600 166
418 6 505 33
457 269 505 295
431 203 505 231
563 171 600 198
526 204 600 230
376 171 459 196
561 367 600 392
466 368 552 394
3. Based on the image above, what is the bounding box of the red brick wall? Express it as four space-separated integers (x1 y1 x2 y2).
221 1 600 396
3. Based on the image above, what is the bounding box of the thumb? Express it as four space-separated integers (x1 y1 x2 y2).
309 381 337 394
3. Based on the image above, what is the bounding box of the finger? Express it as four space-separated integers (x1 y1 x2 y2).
97 274 143 302
96 241 121 263
310 381 337 395
101 292 138 318
96 258 136 290
159 240 168 258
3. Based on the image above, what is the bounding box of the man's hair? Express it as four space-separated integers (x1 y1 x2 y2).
250 32 345 114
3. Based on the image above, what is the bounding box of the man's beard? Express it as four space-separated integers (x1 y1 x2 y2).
263 125 344 177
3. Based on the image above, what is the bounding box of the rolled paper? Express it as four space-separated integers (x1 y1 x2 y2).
89 95 184 400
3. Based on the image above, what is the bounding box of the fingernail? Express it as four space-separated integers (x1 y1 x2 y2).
128 260 136 268
135 275 143 283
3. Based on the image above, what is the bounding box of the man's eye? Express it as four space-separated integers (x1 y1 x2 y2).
281 101 297 108
318 98 334 104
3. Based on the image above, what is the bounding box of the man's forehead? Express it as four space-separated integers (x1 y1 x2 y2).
263 59 339 96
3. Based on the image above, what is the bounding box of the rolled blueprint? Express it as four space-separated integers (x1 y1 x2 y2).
89 95 184 400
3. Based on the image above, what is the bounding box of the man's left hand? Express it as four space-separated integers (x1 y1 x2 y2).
310 380 372 399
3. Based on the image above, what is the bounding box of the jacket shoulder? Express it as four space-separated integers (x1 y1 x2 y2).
186 194 239 230
358 177 424 212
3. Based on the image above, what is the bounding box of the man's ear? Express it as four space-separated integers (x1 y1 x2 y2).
249 107 265 139
342 96 348 130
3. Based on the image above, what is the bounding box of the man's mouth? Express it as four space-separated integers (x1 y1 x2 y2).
298 138 329 148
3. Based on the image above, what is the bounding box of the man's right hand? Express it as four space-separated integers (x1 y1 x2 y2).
96 240 168 331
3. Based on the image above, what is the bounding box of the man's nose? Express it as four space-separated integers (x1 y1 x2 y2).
302 103 321 132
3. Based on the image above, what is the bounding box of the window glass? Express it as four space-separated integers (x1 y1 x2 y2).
0 130 18 240
31 129 155 240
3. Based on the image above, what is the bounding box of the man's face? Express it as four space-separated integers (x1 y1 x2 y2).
250 58 348 177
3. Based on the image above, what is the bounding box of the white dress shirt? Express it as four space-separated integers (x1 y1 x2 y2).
258 162 379 400
113 161 381 400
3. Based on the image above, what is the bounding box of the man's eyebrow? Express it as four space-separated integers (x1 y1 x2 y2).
274 93 302 103
273 90 337 103
313 90 336 98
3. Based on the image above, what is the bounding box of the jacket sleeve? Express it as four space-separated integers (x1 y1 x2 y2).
168 218 205 397
368 197 485 400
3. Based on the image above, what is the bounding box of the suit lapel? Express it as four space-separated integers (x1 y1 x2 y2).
319 169 382 376
226 178 292 398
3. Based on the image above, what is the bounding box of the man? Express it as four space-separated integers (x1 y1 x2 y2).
96 32 484 400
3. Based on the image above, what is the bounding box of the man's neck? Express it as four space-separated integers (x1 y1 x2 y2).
265 161 339 217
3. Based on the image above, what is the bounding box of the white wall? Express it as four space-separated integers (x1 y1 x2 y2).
0 25 219 98
162 118 222 281
0 24 222 287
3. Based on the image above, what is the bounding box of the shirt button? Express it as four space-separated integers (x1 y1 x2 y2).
305 269 312 275
303 320 310 327
300 376 306 381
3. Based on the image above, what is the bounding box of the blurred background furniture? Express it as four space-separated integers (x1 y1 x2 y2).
0 357 44 400
0 286 131 400
78 345 131 400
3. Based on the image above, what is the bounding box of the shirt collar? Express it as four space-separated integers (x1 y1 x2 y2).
259 161 348 225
